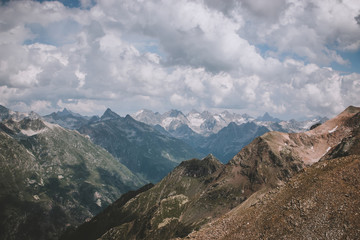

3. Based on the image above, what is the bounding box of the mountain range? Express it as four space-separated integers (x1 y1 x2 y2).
2 104 351 240
76 109 201 183
64 106 360 240
132 109 327 135
44 108 328 165
132 109 328 162
45 108 201 183
0 105 145 240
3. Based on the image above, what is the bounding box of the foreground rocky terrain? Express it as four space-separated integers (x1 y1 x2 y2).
181 106 360 239
65 106 360 239
184 137 360 239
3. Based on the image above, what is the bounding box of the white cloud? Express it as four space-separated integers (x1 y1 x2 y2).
0 0 359 119
57 99 106 114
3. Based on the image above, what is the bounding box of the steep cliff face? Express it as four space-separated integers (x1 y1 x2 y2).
0 113 145 240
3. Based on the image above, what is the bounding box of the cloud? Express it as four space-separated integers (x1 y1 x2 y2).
0 0 359 119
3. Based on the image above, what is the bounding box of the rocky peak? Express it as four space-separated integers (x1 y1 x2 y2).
19 118 47 131
176 154 223 178
257 112 281 122
189 109 200 115
0 105 9 114
0 105 10 121
344 105 360 114
100 108 120 120
167 109 186 118
124 114 136 122
58 108 71 117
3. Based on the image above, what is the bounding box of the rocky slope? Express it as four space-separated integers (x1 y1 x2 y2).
0 106 145 240
184 108 360 239
66 107 360 240
63 154 226 240
77 109 202 183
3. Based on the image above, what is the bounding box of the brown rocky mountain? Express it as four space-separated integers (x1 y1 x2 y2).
63 106 360 240
183 108 360 239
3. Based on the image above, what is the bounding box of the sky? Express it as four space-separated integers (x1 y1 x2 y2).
0 0 360 119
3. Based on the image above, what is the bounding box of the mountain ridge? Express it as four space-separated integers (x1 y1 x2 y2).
0 106 146 240
77 109 202 183
66 106 359 240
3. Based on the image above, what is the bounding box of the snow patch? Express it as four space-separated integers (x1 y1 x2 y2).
161 117 175 129
328 126 338 133
94 192 102 207
94 191 102 199
213 115 221 122
134 109 144 118
21 128 47 136
96 199 102 207
187 114 205 128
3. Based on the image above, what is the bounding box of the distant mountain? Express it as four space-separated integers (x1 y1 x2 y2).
100 108 120 121
77 109 202 183
133 109 328 135
196 122 270 162
132 109 254 136
0 105 40 122
0 106 145 240
43 108 96 129
0 105 10 120
44 108 202 183
278 116 329 132
67 106 360 240
256 112 281 122
133 109 162 126
133 109 327 163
